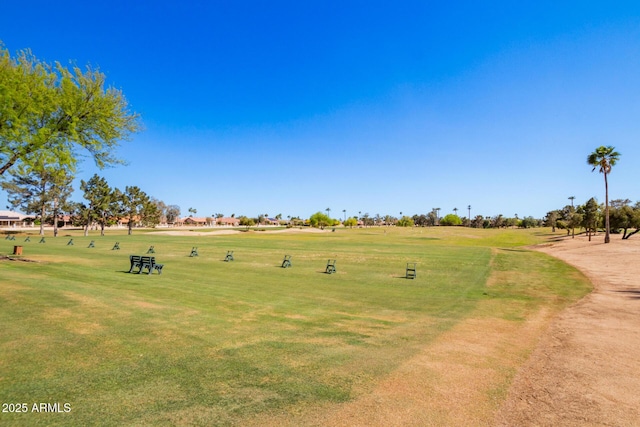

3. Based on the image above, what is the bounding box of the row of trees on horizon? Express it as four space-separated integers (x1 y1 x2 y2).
545 197 640 240
5 163 639 241
2 167 547 235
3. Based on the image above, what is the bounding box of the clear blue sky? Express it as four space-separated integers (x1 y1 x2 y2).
2 1 639 220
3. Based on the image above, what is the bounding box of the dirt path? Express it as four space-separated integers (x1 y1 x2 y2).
496 234 640 426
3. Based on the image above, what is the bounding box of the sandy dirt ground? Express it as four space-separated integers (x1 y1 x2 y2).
496 234 640 426
149 227 329 236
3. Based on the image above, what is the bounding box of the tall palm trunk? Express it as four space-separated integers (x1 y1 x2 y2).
604 172 610 243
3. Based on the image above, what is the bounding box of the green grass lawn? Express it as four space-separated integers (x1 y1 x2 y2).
0 227 591 426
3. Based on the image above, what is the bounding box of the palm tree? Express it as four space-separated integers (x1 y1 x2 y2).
587 145 621 243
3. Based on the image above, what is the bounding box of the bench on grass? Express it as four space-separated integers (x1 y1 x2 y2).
67 238 74 245
129 255 164 275
406 262 417 279
129 255 142 273
224 251 234 262
147 245 155 254
39 237 46 243
281 255 292 268
112 242 120 250
325 259 337 274
88 240 95 248
190 247 199 257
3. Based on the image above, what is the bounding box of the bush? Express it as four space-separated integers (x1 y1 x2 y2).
440 214 462 226
397 216 414 227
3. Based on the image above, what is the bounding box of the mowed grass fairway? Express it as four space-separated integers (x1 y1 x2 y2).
0 227 591 426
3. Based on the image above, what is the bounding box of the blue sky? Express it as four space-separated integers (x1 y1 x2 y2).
2 1 639 220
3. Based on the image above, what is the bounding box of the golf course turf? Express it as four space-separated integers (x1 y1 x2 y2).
0 227 591 426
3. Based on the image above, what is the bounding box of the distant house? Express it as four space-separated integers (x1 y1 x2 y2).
0 210 34 227
266 218 281 226
48 214 72 228
216 217 240 227
181 217 210 226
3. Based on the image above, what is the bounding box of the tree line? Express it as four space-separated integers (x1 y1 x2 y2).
545 198 640 241
307 210 542 229
1 172 179 236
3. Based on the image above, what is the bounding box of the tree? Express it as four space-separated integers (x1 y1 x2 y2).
587 146 621 243
80 174 119 236
490 214 505 228
309 211 331 229
471 215 484 228
49 171 74 237
544 210 560 232
238 216 255 228
427 210 438 226
557 205 578 237
560 205 583 239
165 205 181 224
188 207 197 217
609 199 640 239
121 186 156 235
0 43 141 178
579 198 601 241
1 161 73 235
362 212 371 227
440 214 462 226
343 217 358 228
413 214 428 227
520 216 539 229
396 216 414 227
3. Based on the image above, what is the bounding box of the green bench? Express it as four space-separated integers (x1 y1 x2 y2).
146 245 155 254
281 255 292 268
88 240 95 248
406 262 417 279
129 255 142 273
67 238 74 246
190 247 199 257
325 259 337 274
129 255 164 275
112 242 120 250
224 251 234 262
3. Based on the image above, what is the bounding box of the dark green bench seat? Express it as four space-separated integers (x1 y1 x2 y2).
129 255 164 275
